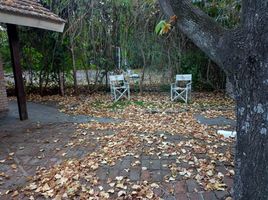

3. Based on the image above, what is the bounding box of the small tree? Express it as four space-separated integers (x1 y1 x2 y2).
158 0 268 199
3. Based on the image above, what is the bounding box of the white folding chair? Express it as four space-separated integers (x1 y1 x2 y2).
171 74 192 103
109 74 130 102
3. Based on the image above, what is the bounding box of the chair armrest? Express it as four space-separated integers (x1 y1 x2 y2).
186 82 192 89
170 83 176 90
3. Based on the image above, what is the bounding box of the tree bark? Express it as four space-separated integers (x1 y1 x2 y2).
70 44 78 93
139 48 146 95
59 70 65 96
85 69 90 88
233 60 268 199
159 0 226 67
159 0 268 199
39 69 44 95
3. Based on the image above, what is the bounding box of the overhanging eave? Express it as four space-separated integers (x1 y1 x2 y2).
0 12 65 32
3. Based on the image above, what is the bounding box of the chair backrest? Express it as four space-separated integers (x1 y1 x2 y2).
126 69 132 75
109 74 124 84
175 74 192 82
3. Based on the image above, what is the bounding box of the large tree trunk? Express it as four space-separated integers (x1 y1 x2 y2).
233 60 268 199
234 79 268 200
159 0 268 199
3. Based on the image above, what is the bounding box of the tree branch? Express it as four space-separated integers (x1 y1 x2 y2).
158 0 227 67
241 0 268 28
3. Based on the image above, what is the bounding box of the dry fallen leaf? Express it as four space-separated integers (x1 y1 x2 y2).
11 191 19 197
118 190 126 197
21 93 235 198
11 164 17 169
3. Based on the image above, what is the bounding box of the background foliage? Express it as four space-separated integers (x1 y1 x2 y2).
0 0 241 94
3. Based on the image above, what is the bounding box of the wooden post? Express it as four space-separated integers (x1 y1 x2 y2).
7 24 28 120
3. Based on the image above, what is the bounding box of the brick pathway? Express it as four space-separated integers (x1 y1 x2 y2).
0 123 98 197
93 132 233 200
0 102 234 200
94 157 232 200
0 124 233 200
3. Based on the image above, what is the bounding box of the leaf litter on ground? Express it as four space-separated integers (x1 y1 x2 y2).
20 92 235 199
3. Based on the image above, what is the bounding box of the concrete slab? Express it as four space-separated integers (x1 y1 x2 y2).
0 100 121 128
195 114 236 127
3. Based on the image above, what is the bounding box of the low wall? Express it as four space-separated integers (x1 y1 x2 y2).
0 56 8 118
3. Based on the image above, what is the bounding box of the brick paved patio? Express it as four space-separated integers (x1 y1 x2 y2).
0 101 234 199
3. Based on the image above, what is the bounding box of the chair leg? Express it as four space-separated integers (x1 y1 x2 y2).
171 87 174 101
175 90 187 103
114 91 117 100
111 88 115 101
186 90 188 104
114 90 117 101
115 89 121 102
128 87 130 100
114 88 128 102
187 88 191 103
